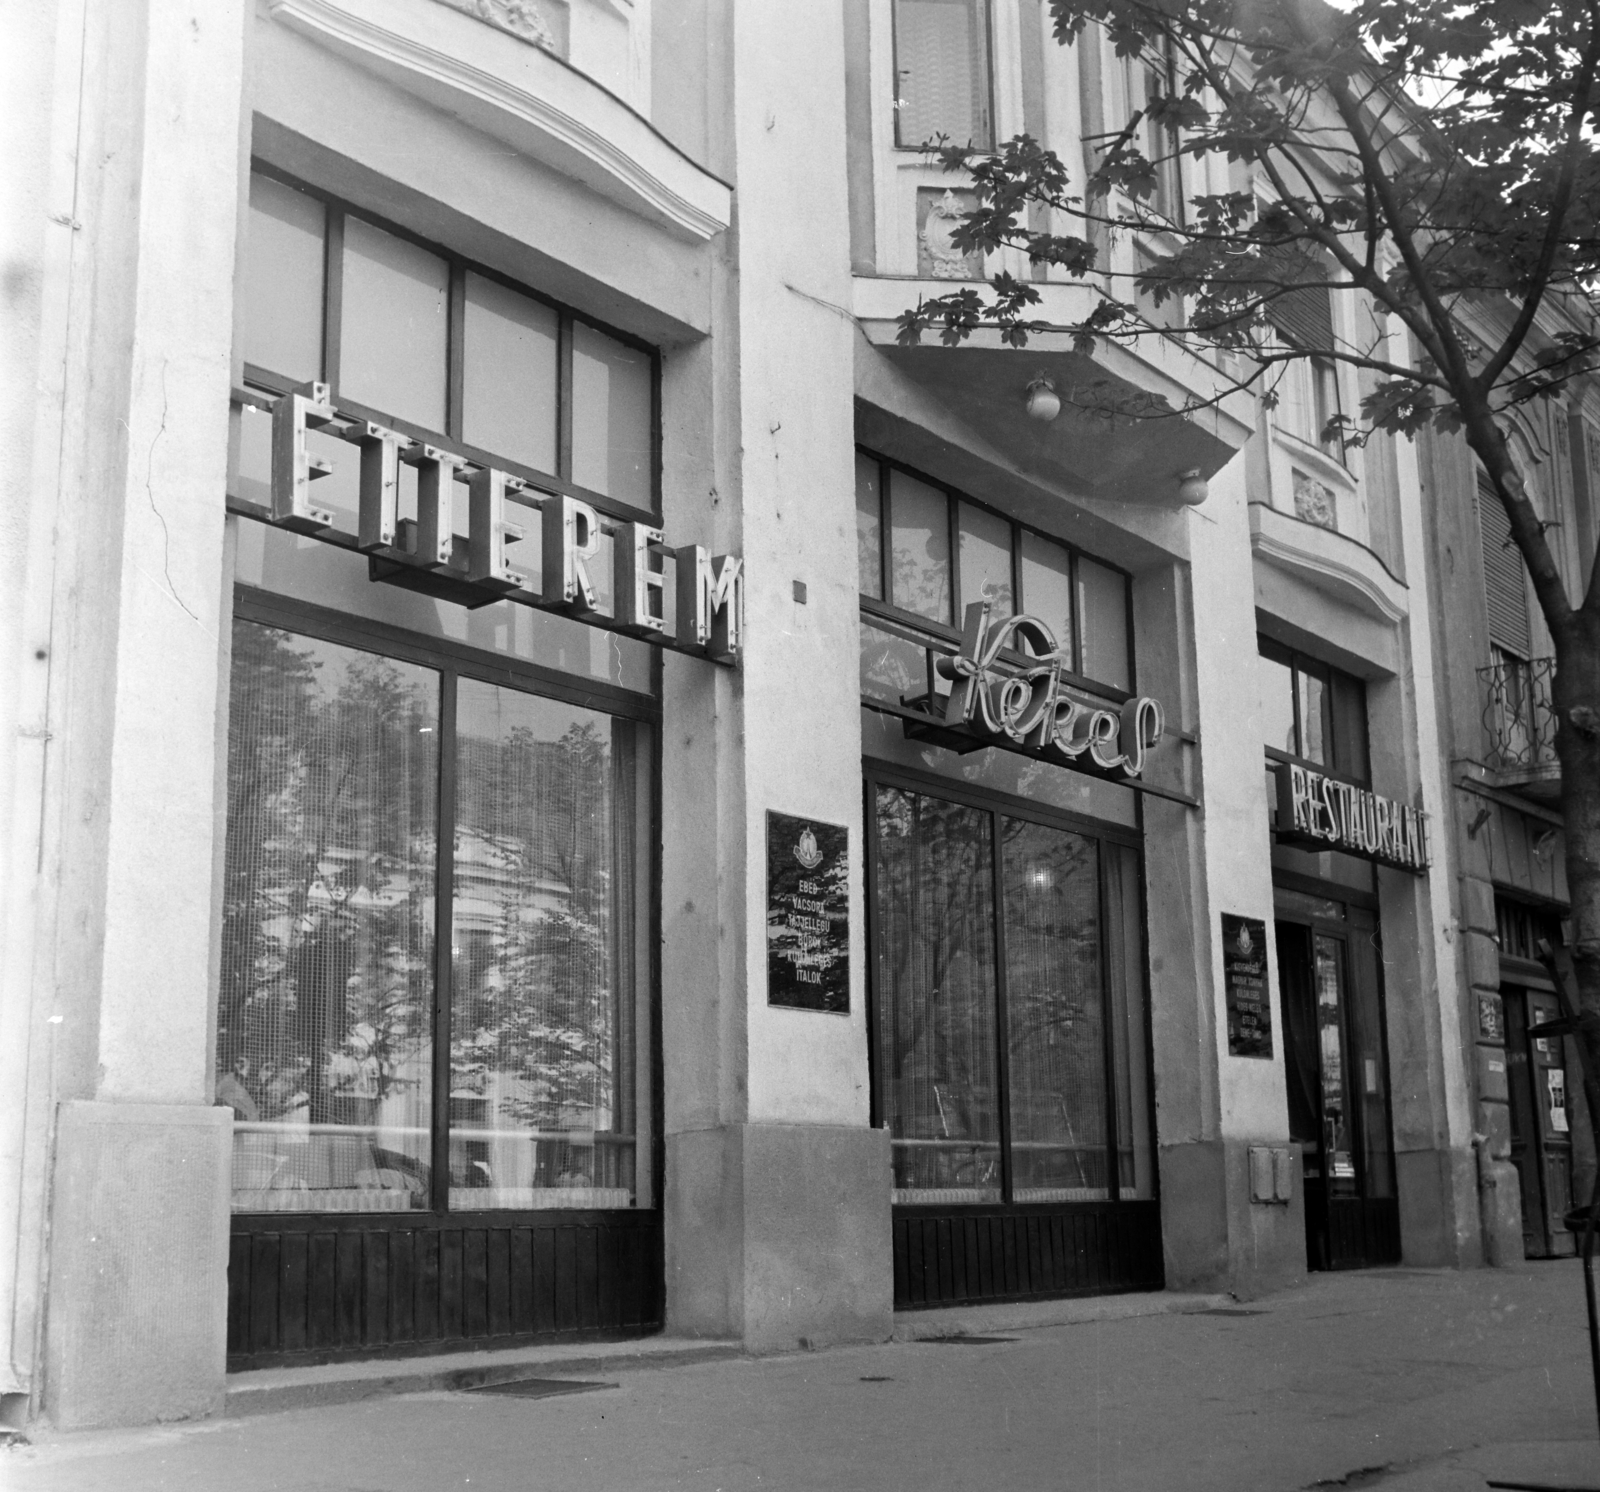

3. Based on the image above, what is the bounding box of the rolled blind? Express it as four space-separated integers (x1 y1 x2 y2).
1476 475 1531 657
1261 245 1334 351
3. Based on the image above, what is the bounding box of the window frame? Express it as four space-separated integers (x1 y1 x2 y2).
227 584 663 1221
243 164 664 528
857 447 1138 699
1258 636 1370 785
862 757 1156 1211
890 0 997 151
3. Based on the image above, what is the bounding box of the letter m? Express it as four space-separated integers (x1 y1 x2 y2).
675 545 743 663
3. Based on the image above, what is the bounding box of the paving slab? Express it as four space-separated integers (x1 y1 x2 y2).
7 1263 1598 1492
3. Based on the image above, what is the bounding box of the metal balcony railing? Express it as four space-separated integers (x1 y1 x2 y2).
1479 656 1560 792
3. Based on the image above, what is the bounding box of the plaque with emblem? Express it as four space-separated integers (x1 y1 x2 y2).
766 811 850 1013
1222 913 1272 1058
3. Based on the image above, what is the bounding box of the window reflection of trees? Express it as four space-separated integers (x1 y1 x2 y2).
219 624 437 1208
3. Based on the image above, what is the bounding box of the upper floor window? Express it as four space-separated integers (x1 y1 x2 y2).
1258 638 1369 780
892 0 993 149
1126 44 1183 225
1261 247 1343 461
1477 473 1533 662
857 450 1132 693
240 170 656 513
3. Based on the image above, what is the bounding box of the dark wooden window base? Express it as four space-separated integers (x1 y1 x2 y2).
892 1200 1163 1310
227 1210 662 1371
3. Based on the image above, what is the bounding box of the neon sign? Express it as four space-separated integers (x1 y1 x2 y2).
258 384 743 664
1274 762 1429 871
926 602 1165 780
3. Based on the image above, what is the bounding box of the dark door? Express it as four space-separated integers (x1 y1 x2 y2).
1276 905 1400 1270
1505 987 1576 1258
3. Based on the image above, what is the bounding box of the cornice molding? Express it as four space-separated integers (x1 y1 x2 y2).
267 0 731 242
1249 501 1409 623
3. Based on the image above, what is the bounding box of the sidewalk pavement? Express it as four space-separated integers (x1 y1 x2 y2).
8 1261 1600 1492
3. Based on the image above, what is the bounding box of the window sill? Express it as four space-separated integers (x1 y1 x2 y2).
266 0 732 241
1248 502 1409 623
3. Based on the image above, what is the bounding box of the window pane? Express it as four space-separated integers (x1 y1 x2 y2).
873 786 1001 1203
1076 556 1130 690
1299 667 1328 765
1106 843 1153 1197
856 453 883 599
1258 649 1297 755
572 321 653 507
888 471 951 623
1347 910 1393 1198
1002 818 1108 1201
1315 935 1357 1197
1019 530 1074 661
957 502 1013 618
340 217 449 432
449 681 639 1210
243 173 325 383
893 0 992 148
462 272 558 474
219 623 438 1213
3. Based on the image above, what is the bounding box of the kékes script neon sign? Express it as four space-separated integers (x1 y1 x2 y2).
933 602 1165 780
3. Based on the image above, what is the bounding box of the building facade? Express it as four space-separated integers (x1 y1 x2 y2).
0 0 1538 1434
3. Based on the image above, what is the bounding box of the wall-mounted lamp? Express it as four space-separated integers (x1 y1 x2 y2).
1466 806 1493 839
1176 468 1209 506
1533 827 1559 862
1024 376 1061 423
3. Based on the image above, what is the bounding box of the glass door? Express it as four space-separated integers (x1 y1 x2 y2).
1275 894 1399 1270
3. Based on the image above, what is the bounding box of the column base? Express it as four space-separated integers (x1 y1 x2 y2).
44 1101 231 1429
665 1122 893 1352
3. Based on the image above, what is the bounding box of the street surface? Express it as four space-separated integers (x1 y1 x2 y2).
7 1262 1600 1492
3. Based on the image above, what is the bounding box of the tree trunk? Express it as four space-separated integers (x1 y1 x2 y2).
1556 612 1600 1208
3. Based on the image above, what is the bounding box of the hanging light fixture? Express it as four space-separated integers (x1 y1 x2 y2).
1176 468 1209 505
1024 375 1061 423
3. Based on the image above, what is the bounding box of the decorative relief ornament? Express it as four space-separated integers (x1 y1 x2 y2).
435 0 557 50
1292 469 1336 529
919 189 977 280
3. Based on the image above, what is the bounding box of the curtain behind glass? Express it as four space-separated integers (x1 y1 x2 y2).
1001 819 1108 1200
893 0 992 148
874 786 1001 1203
219 622 438 1212
449 681 636 1209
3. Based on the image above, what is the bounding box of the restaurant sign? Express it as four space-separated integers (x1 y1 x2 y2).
1274 762 1429 872
259 384 743 664
928 601 1165 781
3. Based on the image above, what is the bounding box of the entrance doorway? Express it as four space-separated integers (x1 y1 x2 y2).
1505 985 1575 1258
1275 892 1400 1270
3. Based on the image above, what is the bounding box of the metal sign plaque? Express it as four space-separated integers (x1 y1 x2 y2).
766 812 849 1013
1222 914 1273 1059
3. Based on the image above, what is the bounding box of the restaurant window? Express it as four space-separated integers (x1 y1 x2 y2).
892 0 994 149
238 169 657 513
218 611 653 1215
856 450 1132 694
1258 637 1369 780
868 774 1153 1205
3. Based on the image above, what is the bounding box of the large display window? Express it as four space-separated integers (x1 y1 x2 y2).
218 602 654 1217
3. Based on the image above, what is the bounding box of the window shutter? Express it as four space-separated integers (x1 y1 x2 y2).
1261 246 1334 351
1477 475 1531 658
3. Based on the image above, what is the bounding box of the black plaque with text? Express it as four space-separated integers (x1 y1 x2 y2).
1222 913 1272 1058
766 811 849 1013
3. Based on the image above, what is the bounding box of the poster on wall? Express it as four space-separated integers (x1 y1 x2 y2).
766 811 850 1013
1222 914 1273 1058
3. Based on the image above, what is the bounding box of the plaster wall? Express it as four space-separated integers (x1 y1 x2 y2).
3 0 249 1427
